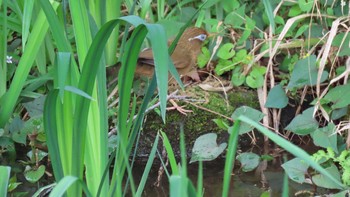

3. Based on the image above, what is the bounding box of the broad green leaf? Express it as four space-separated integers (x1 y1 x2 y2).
265 84 288 108
294 24 309 38
8 176 21 192
236 152 260 172
287 55 328 89
224 5 246 27
231 68 245 86
22 95 46 117
281 158 309 183
332 33 350 56
323 83 350 109
231 106 264 134
190 133 227 163
298 0 314 12
27 150 48 162
215 59 235 75
285 107 318 135
237 29 251 45
197 47 210 68
310 123 337 153
274 15 285 25
288 5 302 17
331 107 347 120
217 43 235 60
312 164 343 189
24 165 45 183
246 69 264 88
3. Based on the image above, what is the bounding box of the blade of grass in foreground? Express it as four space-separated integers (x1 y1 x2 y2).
0 166 10 197
238 115 346 189
222 120 240 197
135 133 159 196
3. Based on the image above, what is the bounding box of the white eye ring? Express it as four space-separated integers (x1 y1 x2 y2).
188 34 207 41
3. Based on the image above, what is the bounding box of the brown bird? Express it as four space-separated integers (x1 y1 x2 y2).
135 27 208 82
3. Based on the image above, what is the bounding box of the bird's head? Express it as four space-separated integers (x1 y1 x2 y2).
177 27 208 53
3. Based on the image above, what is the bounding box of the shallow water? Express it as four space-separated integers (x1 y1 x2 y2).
130 159 319 197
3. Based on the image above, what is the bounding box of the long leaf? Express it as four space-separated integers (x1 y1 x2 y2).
238 115 346 189
0 166 10 197
222 120 240 197
43 90 64 181
135 133 159 196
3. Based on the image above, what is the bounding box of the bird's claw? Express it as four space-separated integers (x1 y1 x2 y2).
167 99 193 116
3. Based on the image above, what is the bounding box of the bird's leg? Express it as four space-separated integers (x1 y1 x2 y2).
167 99 193 115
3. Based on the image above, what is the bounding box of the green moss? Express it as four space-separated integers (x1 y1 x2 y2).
137 87 259 157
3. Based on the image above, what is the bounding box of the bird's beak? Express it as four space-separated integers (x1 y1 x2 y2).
206 32 215 38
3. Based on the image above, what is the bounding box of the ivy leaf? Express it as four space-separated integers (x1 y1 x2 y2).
217 43 235 60
246 68 264 88
224 5 246 27
287 55 328 89
197 47 211 68
310 123 337 153
312 164 343 189
282 158 309 183
323 83 350 109
236 152 260 172
288 5 302 17
24 165 46 183
190 133 227 163
265 84 288 108
298 0 314 12
285 107 318 135
215 59 235 75
231 106 264 134
231 67 245 86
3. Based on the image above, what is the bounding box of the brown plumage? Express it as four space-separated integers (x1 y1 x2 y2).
136 27 208 81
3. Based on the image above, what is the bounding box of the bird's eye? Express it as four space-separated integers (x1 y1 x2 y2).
188 34 207 42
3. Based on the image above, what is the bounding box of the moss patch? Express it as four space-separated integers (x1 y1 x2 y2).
135 85 259 161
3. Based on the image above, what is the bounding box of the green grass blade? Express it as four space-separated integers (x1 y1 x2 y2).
49 176 92 197
43 90 64 181
112 24 148 197
22 0 34 51
262 0 275 34
196 161 203 197
222 120 240 197
38 0 73 52
238 115 346 189
282 170 289 197
68 0 91 66
94 45 109 196
71 18 122 195
56 52 71 101
105 0 121 65
143 24 169 122
160 131 179 175
179 124 188 197
0 166 10 196
0 0 7 98
135 133 159 196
